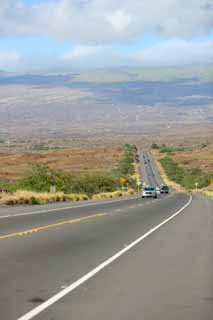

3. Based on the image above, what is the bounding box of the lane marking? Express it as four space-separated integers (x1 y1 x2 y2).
17 194 192 320
0 196 138 220
0 213 107 240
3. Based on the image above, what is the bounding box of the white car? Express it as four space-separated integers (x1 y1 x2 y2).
156 187 161 195
142 186 157 199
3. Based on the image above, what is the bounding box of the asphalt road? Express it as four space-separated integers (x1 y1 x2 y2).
140 151 163 187
0 153 212 320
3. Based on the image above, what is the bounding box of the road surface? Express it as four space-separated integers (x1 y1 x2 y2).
140 151 164 187
0 153 212 320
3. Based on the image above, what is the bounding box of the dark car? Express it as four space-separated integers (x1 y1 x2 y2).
160 185 169 194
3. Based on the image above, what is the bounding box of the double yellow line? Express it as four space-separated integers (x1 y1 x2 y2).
0 213 107 240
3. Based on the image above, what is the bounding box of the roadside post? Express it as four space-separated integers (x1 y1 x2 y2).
137 181 142 194
50 185 56 193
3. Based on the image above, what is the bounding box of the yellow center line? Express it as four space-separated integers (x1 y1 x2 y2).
0 213 107 240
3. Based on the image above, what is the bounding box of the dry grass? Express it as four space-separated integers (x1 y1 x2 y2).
202 190 213 197
92 189 136 200
0 190 89 205
0 188 136 205
172 143 213 174
152 143 213 194
0 145 123 181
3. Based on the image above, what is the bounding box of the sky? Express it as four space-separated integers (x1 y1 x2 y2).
0 0 213 71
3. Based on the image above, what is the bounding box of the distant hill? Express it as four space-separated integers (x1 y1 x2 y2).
74 65 213 83
0 64 213 84
0 65 212 144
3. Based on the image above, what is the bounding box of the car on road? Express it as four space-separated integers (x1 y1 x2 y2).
142 186 157 199
156 186 161 195
135 154 140 163
160 185 169 194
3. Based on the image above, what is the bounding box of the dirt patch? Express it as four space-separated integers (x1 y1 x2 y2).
0 145 123 180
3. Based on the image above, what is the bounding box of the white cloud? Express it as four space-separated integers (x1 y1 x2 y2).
60 39 213 68
0 51 21 70
0 0 213 43
106 11 132 33
0 1 213 70
134 39 213 66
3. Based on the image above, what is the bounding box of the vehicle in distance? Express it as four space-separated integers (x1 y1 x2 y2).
160 185 169 194
156 186 161 195
135 154 140 163
142 186 157 198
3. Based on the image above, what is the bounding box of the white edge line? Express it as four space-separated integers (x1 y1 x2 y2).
17 194 192 320
0 196 138 220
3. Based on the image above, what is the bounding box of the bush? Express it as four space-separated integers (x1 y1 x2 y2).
152 143 185 154
160 156 212 190
73 175 119 196
159 145 176 154
16 165 120 196
0 147 138 204
114 144 137 176
0 179 17 193
151 143 160 149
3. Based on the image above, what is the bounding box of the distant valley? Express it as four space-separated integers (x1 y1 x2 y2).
0 65 212 147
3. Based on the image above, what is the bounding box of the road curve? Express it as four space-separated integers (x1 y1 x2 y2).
0 192 191 320
34 194 213 320
0 153 212 320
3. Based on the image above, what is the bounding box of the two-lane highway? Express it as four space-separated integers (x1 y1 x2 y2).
0 153 212 320
1 193 190 320
140 151 162 187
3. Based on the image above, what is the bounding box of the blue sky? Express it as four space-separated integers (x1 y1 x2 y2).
0 0 213 71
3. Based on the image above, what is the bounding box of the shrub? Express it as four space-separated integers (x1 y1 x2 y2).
151 143 160 149
114 144 137 177
160 156 212 190
0 146 138 203
72 175 119 196
159 145 176 154
15 164 122 196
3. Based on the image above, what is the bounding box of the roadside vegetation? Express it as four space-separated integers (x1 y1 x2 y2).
152 143 213 192
1 189 136 205
0 144 138 205
159 157 212 190
151 143 184 154
113 144 137 176
202 189 213 197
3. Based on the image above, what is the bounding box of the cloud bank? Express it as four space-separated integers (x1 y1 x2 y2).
0 1 213 70
135 39 213 66
0 0 213 43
